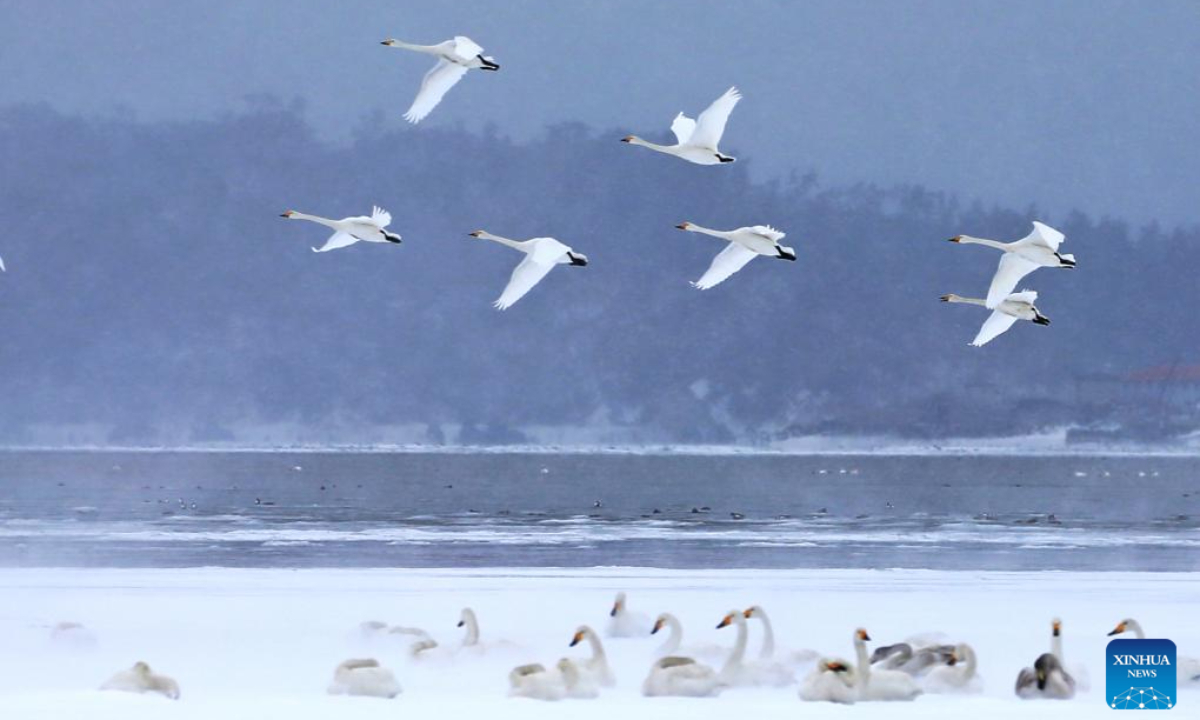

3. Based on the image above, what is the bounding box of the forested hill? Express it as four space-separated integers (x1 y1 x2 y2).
0 103 1195 445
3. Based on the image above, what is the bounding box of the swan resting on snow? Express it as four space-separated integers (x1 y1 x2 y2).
715 609 794 687
941 291 1050 347
509 658 598 701
607 592 651 638
744 605 819 664
100 661 180 699
622 87 742 165
922 643 982 693
800 658 858 704
1016 618 1076 699
651 612 726 663
327 658 401 698
853 628 923 701
642 655 722 697
1109 618 1200 685
381 36 499 124
870 640 956 676
676 222 796 290
281 206 401 252
469 230 588 310
949 221 1075 308
568 625 615 687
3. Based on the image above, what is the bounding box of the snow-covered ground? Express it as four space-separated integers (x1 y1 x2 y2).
0 567 1195 718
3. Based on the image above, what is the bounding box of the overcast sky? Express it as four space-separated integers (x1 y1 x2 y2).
4 0 1199 225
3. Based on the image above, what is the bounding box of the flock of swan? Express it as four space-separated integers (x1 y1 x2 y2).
80 593 1197 704
269 34 1078 345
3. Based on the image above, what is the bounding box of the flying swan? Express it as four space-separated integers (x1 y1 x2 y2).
381 36 499 123
100 661 180 699
280 206 401 252
468 230 588 310
941 291 1050 346
676 222 796 289
949 221 1075 308
621 87 742 165
327 658 402 699
1109 618 1200 685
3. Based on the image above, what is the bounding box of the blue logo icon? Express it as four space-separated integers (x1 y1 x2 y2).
1107 638 1176 710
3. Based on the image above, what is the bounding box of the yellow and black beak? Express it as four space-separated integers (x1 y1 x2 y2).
651 619 664 635
569 631 584 647
716 614 733 629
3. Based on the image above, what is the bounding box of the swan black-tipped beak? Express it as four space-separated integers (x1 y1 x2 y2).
947 236 961 243
1107 629 1120 636
620 135 634 143
675 223 689 230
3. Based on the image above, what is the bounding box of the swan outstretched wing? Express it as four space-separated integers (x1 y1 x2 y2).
312 232 360 253
404 59 469 123
671 113 697 145
529 238 570 265
495 256 556 310
367 206 393 228
693 243 757 290
749 225 785 242
971 310 1019 347
0 255 5 272
450 36 484 61
1005 289 1039 305
986 253 1040 308
1026 221 1065 251
688 87 741 150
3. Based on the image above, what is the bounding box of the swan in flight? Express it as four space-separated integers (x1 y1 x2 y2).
949 221 1075 308
642 655 722 697
327 658 401 698
676 222 796 289
468 230 588 310
941 291 1050 347
622 87 742 165
381 36 499 124
715 610 794 687
1109 618 1200 685
0 255 5 272
852 628 923 701
800 658 858 704
744 606 819 664
1016 653 1075 699
568 626 615 687
607 592 651 638
280 206 401 252
100 662 180 699
923 643 982 693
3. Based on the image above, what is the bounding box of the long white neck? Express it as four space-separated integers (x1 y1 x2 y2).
957 235 1011 251
657 615 682 656
721 616 748 676
1051 628 1064 664
585 630 607 667
959 644 977 680
753 611 775 659
627 136 680 154
683 223 733 241
942 294 986 307
461 609 479 646
855 637 871 686
1127 619 1145 639
474 231 527 252
288 212 339 229
385 40 442 54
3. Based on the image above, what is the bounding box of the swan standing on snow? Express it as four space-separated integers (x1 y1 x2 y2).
800 658 858 704
567 625 615 687
381 36 499 124
949 221 1075 308
852 628 923 701
100 661 180 699
923 643 982 693
715 609 794 687
621 87 742 165
327 658 401 699
1108 618 1200 685
607 592 651 638
941 291 1050 347
280 206 401 252
469 230 588 310
676 222 796 289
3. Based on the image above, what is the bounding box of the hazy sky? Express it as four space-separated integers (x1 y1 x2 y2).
4 0 1200 225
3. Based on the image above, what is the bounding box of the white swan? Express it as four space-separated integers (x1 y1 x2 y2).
853 628 922 701
941 291 1050 346
509 663 565 701
458 607 481 647
606 592 651 638
381 36 499 124
715 610 794 687
469 230 588 310
280 206 401 252
622 87 742 165
100 661 180 699
1050 617 1090 691
923 643 982 694
0 255 5 272
799 658 858 704
1016 653 1075 699
642 655 722 697
743 605 819 664
568 625 615 687
676 222 796 289
327 658 401 699
651 613 726 663
949 221 1075 308
1109 618 1200 686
